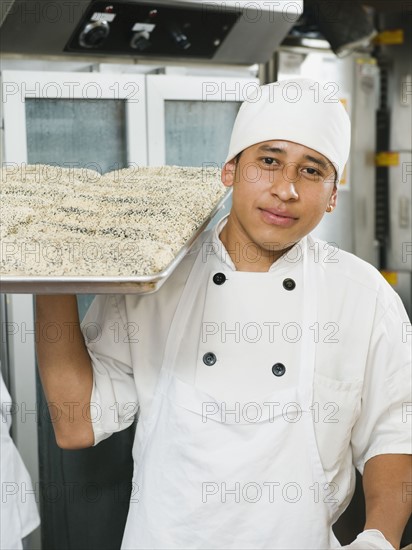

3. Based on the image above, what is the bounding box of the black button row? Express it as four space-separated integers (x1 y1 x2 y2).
212 272 296 291
202 353 286 377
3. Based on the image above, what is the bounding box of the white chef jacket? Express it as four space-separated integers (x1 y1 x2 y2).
83 216 412 518
0 375 40 550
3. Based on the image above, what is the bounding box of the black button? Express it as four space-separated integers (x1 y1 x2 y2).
203 352 217 366
272 363 286 377
283 278 296 291
213 273 226 285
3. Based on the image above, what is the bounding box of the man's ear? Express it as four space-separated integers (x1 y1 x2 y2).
221 159 237 188
329 186 338 209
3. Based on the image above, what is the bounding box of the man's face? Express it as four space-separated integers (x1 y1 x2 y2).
221 140 337 261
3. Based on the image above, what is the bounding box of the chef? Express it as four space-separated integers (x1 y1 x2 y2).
36 78 411 549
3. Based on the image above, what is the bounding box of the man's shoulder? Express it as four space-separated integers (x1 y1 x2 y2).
309 236 411 334
309 236 396 303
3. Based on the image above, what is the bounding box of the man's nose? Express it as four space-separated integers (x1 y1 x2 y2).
270 164 299 201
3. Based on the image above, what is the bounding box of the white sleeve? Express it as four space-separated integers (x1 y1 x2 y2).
81 295 138 446
351 292 412 473
1 376 40 547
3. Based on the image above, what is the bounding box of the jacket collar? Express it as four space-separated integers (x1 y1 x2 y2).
211 214 307 273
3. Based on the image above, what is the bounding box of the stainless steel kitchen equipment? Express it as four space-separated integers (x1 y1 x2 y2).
1 0 302 64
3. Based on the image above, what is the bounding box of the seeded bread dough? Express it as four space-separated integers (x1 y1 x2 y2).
1 164 227 277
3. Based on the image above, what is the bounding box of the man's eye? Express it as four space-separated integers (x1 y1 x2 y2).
303 167 321 177
262 157 277 165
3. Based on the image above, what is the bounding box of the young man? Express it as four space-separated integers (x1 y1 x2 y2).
36 79 411 549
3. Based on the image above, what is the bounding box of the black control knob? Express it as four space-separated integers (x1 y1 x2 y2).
167 21 191 50
130 31 151 51
79 20 110 48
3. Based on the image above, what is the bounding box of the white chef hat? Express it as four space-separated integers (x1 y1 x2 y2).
226 78 351 183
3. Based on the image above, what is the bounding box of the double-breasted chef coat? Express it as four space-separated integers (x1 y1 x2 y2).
83 216 411 549
1 374 40 550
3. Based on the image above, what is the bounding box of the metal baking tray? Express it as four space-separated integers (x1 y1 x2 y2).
0 193 230 295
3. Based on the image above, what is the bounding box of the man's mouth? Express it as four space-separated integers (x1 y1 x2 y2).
258 207 298 227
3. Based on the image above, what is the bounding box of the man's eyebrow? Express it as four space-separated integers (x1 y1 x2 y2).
257 145 286 154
